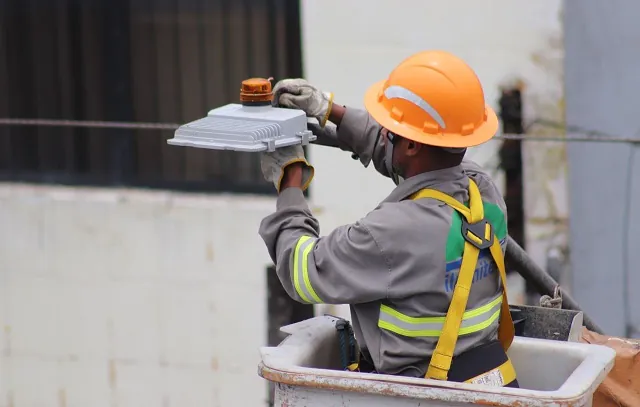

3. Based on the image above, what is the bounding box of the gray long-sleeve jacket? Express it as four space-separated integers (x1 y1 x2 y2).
258 107 508 377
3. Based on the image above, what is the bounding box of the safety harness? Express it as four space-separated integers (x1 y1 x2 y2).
335 177 516 385
409 178 516 385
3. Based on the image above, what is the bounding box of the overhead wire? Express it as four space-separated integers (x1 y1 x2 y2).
0 117 640 144
0 118 180 131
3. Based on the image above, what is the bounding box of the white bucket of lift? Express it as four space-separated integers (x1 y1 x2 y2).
259 315 616 407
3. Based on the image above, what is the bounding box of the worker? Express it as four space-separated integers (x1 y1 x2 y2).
258 50 518 388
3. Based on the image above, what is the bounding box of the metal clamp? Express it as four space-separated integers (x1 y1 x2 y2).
297 130 312 145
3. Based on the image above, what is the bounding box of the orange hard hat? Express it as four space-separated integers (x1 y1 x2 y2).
364 50 499 149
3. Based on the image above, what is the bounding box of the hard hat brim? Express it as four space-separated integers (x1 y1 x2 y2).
363 80 500 149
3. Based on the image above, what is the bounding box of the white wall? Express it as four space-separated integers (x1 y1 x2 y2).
0 1 565 406
0 184 274 407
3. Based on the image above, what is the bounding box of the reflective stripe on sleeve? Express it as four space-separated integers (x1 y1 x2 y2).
292 236 323 304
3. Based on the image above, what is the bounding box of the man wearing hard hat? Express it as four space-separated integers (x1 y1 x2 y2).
258 50 518 387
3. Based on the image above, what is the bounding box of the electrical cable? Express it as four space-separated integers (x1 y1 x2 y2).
0 117 640 144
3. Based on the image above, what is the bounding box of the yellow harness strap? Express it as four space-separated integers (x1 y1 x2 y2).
410 179 515 382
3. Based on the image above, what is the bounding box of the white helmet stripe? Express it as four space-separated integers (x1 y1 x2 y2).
384 85 447 129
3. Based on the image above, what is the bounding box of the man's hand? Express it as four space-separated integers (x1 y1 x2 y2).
272 79 334 127
260 145 314 193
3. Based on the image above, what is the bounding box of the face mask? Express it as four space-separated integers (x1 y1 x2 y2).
383 131 404 185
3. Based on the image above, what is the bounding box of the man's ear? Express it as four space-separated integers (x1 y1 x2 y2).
405 139 422 157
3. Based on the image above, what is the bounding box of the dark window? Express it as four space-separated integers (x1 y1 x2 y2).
0 0 303 194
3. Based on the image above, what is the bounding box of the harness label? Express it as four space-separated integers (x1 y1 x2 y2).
468 368 505 387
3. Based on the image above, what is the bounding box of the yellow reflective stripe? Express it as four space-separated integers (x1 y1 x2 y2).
378 315 501 338
292 236 311 303
381 294 502 324
459 309 501 335
301 241 323 303
292 235 323 304
378 294 502 337
378 320 442 338
462 293 503 319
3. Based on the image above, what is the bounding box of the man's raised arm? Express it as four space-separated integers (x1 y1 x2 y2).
273 79 390 178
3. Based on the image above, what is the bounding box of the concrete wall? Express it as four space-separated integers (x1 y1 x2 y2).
565 0 640 338
0 184 275 407
0 1 565 406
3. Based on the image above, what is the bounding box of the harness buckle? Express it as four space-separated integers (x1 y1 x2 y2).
461 217 494 250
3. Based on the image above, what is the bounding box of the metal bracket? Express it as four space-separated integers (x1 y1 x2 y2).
297 130 312 145
265 139 276 152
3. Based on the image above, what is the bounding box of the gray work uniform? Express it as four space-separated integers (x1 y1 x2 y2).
258 107 509 377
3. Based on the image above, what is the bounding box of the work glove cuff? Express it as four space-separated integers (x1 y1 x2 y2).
277 159 315 193
260 145 315 193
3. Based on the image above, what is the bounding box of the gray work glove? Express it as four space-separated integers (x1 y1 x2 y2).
272 79 334 128
260 145 315 192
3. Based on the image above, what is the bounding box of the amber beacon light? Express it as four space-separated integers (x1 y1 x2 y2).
239 77 274 105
